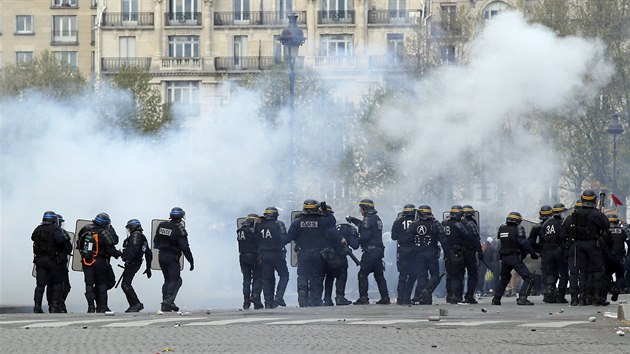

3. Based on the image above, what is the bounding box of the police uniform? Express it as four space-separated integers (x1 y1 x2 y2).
603 216 628 302
461 212 482 303
31 212 67 313
539 211 569 303
390 207 416 305
45 214 73 313
121 220 152 312
409 215 447 305
322 223 359 306
442 208 469 304
254 210 290 309
154 208 194 312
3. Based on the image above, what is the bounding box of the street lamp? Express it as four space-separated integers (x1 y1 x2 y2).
607 113 624 197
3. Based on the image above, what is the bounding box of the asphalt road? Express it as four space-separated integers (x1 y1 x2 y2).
1 295 629 353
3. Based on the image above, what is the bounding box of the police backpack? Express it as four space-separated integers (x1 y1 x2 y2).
80 231 99 266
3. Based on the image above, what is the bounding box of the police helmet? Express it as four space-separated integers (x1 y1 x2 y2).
125 219 143 231
462 205 475 218
42 211 57 223
359 199 375 211
402 204 416 216
417 204 433 220
574 199 582 208
607 214 619 224
93 212 111 226
580 190 597 208
552 203 566 216
539 205 552 220
506 211 523 224
56 214 64 223
170 207 185 220
450 205 464 220
303 199 319 214
263 207 279 220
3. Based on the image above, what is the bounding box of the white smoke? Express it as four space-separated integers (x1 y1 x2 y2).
0 11 612 311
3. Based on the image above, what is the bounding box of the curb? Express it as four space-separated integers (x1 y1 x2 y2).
618 304 630 320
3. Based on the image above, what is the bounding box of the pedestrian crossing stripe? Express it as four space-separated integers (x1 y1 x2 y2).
186 317 286 326
436 320 517 326
22 318 124 328
102 317 205 327
517 321 589 328
349 319 426 325
0 319 57 325
267 318 364 325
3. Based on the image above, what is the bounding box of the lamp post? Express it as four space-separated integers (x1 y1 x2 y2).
606 113 624 198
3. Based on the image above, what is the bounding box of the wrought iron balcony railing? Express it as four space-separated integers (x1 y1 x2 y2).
164 12 202 26
367 9 423 25
214 56 304 71
161 57 203 70
317 10 355 25
101 57 152 72
102 13 154 27
313 56 357 68
213 11 306 26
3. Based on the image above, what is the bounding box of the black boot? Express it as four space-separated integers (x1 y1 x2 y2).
353 297 369 305
611 287 620 302
273 296 286 307
491 296 501 306
335 296 352 306
464 295 478 304
87 306 96 313
242 295 251 310
126 303 144 312
570 294 579 306
323 297 334 306
33 306 44 313
376 297 391 305
516 297 534 305
251 294 264 309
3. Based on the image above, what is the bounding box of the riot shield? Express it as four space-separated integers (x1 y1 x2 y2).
290 210 302 267
72 219 93 272
442 210 480 225
31 231 75 277
150 219 184 271
521 219 542 272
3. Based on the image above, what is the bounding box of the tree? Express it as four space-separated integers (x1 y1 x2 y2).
0 50 85 98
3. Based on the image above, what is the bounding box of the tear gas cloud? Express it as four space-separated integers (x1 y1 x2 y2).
0 12 612 310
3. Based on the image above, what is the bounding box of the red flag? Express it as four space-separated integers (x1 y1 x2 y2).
611 193 623 206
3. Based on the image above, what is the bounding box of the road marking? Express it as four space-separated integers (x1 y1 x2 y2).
0 319 57 325
436 320 517 326
102 317 205 327
349 319 427 325
186 317 286 326
518 321 589 328
22 318 124 328
267 318 364 325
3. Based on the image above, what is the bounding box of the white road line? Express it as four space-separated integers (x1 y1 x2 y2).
0 319 57 325
518 321 590 328
436 320 517 326
186 317 287 326
349 319 427 325
267 318 364 325
102 317 205 327
22 318 124 328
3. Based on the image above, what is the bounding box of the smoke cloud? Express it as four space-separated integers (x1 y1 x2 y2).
0 11 612 311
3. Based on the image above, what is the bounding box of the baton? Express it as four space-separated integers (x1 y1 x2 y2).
480 258 497 276
115 264 125 288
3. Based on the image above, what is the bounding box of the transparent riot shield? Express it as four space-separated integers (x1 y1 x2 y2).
150 219 184 271
31 231 75 277
289 210 302 267
72 219 93 272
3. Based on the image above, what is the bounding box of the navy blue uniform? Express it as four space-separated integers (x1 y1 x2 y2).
408 218 447 304
603 223 628 298
494 223 537 300
462 216 482 300
254 217 289 308
391 213 416 304
322 223 359 305
32 221 67 313
354 211 389 302
539 216 569 302
154 219 194 311
121 230 152 310
442 218 468 303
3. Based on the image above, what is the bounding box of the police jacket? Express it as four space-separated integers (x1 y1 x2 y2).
77 224 122 259
497 223 535 256
527 222 544 253
122 230 153 267
254 217 288 253
336 223 360 250
539 217 566 251
357 211 384 251
32 222 66 260
462 217 482 252
604 225 628 261
563 207 609 241
391 214 415 248
60 229 73 257
237 220 259 254
409 218 447 252
154 220 194 264
442 218 468 250
287 212 335 251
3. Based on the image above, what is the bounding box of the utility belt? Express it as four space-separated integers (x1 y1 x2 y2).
363 245 384 252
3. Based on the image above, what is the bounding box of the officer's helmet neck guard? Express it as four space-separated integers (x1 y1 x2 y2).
93 212 111 227
417 204 433 220
506 211 523 225
359 199 375 213
580 190 597 208
170 207 185 220
462 205 475 218
607 214 619 224
402 204 415 216
263 207 279 220
125 219 143 232
303 199 319 214
450 205 464 220
552 203 566 217
42 211 57 224
539 205 552 220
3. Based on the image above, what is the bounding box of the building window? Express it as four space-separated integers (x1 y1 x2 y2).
53 16 78 43
166 81 200 116
119 36 136 58
168 36 199 57
232 35 247 67
53 51 78 68
483 1 510 20
91 0 98 9
122 0 139 22
388 0 406 11
169 0 200 21
278 0 293 19
15 15 34 34
387 33 405 64
52 0 78 7
439 45 456 64
320 35 353 57
233 0 250 22
16 51 33 65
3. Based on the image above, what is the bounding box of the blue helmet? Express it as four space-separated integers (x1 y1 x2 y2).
170 207 185 220
125 219 142 231
42 211 57 223
93 212 111 226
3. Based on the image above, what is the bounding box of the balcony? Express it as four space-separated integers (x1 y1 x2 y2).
314 56 357 68
368 55 418 69
51 1 78 9
213 11 306 26
101 57 152 73
51 30 78 45
318 10 355 25
368 10 423 25
164 12 202 27
161 57 203 70
102 13 154 28
214 56 304 71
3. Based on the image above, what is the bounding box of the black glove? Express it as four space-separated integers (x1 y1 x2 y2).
143 268 152 279
189 262 194 271
530 252 539 260
346 216 360 225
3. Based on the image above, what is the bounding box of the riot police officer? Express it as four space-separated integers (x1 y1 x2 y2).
409 205 447 305
288 199 334 307
77 212 122 313
154 207 194 312
237 214 263 309
322 222 359 306
603 214 628 302
45 214 73 313
492 212 539 306
461 205 482 304
539 204 569 303
255 207 290 309
390 204 416 305
347 199 390 305
31 211 67 313
121 219 153 312
442 205 469 304
563 190 609 306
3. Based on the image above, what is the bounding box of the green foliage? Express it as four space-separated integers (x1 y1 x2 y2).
110 66 173 134
0 50 85 98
